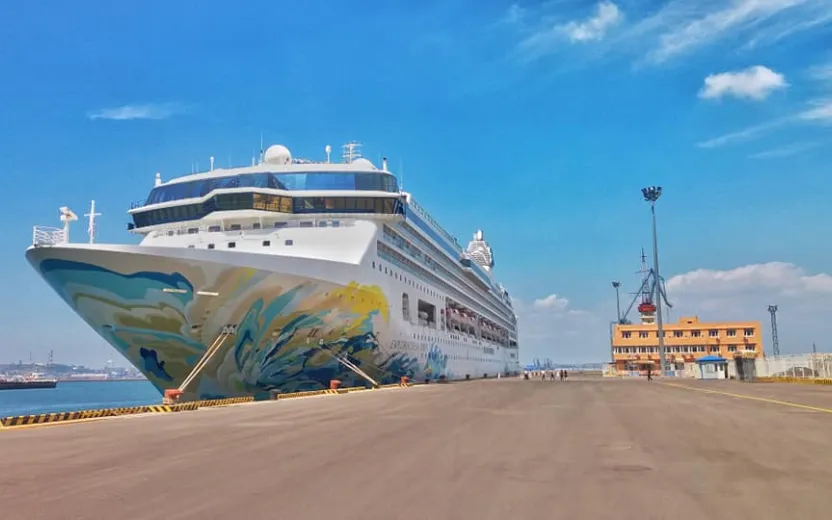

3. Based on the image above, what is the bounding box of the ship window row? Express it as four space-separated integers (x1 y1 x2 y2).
385 225 494 310
395 223 498 304
145 172 399 204
384 225 510 321
132 193 403 228
146 218 353 237
405 207 491 288
379 243 498 329
381 236 511 331
378 242 512 340
400 289 509 347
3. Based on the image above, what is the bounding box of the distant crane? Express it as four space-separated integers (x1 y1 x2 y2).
768 305 780 357
618 249 673 325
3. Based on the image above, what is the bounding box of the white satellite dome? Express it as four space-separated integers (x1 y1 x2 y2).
264 144 292 165
350 157 376 170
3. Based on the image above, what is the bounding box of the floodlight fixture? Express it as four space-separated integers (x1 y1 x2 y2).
642 186 662 203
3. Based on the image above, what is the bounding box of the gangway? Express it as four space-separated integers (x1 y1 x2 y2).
177 329 233 393
310 338 382 388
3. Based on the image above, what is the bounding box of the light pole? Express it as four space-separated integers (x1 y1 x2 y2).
642 186 667 376
612 281 622 323
611 281 622 366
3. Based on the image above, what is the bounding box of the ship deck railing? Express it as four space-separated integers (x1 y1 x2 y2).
32 226 66 247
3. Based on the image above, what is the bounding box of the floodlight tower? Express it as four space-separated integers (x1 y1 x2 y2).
768 305 780 357
611 281 622 323
642 186 667 375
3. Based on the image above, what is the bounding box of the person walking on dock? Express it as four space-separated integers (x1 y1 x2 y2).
647 366 653 382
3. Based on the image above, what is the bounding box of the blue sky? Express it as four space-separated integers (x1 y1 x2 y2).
2 0 832 367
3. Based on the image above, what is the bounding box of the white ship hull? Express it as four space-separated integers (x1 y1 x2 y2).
26 237 518 400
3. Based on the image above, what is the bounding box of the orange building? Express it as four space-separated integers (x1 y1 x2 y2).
612 316 763 372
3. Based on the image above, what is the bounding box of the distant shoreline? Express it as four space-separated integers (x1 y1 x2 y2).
57 378 148 383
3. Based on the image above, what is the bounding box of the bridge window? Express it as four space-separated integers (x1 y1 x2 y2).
145 172 399 205
133 193 403 229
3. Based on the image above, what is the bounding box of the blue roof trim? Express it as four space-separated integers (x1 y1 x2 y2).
696 356 728 363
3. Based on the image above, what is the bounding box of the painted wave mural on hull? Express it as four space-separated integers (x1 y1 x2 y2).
32 253 420 399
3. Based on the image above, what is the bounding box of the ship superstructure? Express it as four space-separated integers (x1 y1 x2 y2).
26 142 520 399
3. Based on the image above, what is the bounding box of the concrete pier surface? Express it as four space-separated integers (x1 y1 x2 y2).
2 377 832 520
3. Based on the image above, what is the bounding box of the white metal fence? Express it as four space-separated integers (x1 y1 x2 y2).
32 226 65 247
753 353 832 379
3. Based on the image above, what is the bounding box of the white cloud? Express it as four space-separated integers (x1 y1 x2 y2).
515 1 623 61
514 294 607 364
517 262 832 363
502 0 830 66
532 293 570 310
561 1 623 42
798 99 832 121
698 98 832 148
641 0 825 64
696 118 789 148
699 65 788 101
666 262 832 296
501 3 526 26
87 102 186 121
748 141 820 159
808 63 832 82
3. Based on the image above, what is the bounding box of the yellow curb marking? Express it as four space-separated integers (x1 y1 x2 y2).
660 382 832 414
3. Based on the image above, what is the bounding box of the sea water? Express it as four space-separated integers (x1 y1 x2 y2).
0 380 160 417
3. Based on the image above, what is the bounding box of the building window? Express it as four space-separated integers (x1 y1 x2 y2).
690 330 701 337
727 329 737 337
229 224 242 231
285 239 293 246
262 240 271 246
708 329 719 337
207 243 215 249
188 227 199 234
673 331 683 338
709 346 719 352
228 242 236 248
743 328 754 337
639 331 649 338
209 225 221 232
745 344 756 351
252 222 261 229
622 331 631 339
728 345 738 352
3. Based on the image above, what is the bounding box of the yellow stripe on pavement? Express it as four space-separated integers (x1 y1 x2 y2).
660 382 832 414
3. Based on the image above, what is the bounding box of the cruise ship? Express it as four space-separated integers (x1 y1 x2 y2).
26 142 520 400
